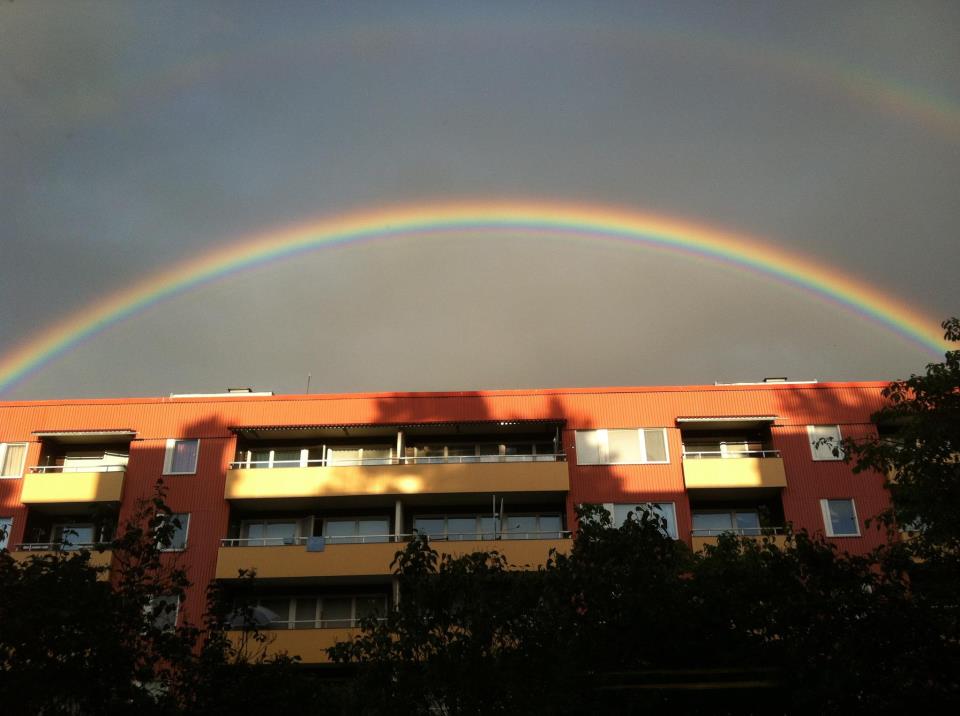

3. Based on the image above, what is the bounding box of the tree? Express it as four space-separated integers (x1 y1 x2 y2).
0 484 198 714
331 504 960 714
842 317 960 555
0 481 324 715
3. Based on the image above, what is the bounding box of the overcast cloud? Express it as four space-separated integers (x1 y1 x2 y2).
1 1 958 399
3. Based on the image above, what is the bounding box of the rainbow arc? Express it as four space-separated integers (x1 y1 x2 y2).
0 201 946 395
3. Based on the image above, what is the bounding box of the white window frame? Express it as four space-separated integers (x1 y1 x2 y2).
159 512 191 551
820 498 860 537
0 517 12 550
163 439 199 475
604 502 678 539
807 425 844 461
574 429 670 465
0 442 28 478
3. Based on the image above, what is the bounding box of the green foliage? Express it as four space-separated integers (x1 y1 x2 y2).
332 507 959 714
844 317 960 555
0 481 326 715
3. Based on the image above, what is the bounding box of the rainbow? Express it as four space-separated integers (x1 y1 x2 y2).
0 201 947 395
66 24 960 144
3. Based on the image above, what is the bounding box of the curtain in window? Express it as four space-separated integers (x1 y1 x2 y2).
1 444 25 476
170 440 198 473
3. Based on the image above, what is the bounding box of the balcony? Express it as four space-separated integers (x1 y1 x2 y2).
216 533 572 580
682 451 786 490
224 456 569 501
11 545 114 577
226 626 358 663
690 528 789 551
20 465 126 504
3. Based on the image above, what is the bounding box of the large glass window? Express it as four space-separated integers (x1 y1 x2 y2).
163 439 199 474
416 513 561 540
54 523 96 549
413 515 499 540
405 442 559 464
821 499 859 537
0 443 27 478
610 503 678 539
691 510 761 536
327 446 394 466
322 518 390 543
575 429 669 465
259 595 389 629
241 520 299 546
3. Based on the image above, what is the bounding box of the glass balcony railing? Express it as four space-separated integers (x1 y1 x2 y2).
681 449 780 459
689 526 785 537
229 454 566 469
30 464 127 473
219 530 572 547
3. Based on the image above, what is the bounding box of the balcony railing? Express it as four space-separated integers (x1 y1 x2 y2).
257 617 388 631
690 527 785 537
30 464 127 473
220 531 572 547
228 454 566 469
17 541 105 551
682 450 780 459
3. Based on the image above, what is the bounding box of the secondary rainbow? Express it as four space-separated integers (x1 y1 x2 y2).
0 201 947 395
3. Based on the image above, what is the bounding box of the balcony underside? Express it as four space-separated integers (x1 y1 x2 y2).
216 538 571 581
224 461 569 502
10 548 113 578
20 471 125 504
682 457 787 490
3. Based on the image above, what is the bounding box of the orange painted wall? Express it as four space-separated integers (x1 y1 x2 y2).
0 381 893 622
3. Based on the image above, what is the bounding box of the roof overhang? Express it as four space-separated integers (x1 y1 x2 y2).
676 417 777 431
32 430 136 445
232 420 564 440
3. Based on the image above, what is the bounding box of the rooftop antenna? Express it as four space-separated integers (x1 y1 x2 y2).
306 373 312 395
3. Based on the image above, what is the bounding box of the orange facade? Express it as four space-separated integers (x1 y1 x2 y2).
0 381 892 641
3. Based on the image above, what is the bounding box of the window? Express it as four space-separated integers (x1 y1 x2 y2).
574 429 669 465
256 594 388 629
808 425 843 461
241 519 301 546
53 522 96 549
691 510 762 536
414 514 496 540
821 499 860 537
159 513 190 551
0 443 27 478
0 517 12 550
502 513 563 539
322 518 390 544
326 446 394 466
607 503 678 539
163 439 199 474
147 595 180 631
405 442 558 464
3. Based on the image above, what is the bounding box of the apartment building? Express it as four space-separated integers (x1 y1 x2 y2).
0 381 891 663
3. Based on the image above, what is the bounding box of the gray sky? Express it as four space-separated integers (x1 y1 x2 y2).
1 1 958 399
